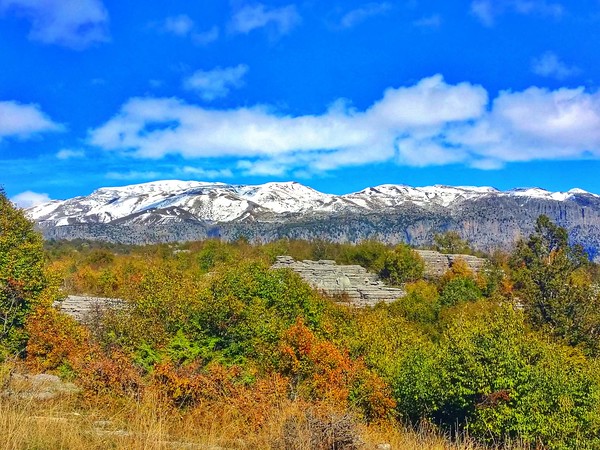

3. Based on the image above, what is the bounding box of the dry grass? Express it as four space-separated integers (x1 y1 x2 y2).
0 365 527 450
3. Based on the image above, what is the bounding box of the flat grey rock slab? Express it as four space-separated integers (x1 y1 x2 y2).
273 256 405 306
55 295 126 322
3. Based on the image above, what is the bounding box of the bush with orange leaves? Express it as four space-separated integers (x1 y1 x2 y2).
278 318 396 421
75 348 143 398
25 304 143 399
25 305 92 374
152 361 289 428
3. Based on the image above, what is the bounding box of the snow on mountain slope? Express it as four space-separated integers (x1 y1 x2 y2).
506 187 597 202
25 179 598 227
233 182 333 213
340 185 500 209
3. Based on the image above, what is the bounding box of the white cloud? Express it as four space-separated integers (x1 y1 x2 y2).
163 14 194 36
447 86 600 165
237 159 287 176
0 0 109 49
159 15 219 45
339 3 392 28
11 191 52 208
180 166 233 179
471 1 493 25
183 65 249 101
89 75 600 174
532 52 580 80
89 75 488 172
105 170 161 180
229 3 300 35
471 0 563 26
0 100 62 140
192 26 219 45
56 148 85 159
367 75 488 128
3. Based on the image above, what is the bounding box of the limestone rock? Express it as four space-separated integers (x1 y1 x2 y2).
55 295 126 323
415 250 487 278
272 256 404 307
2 373 80 400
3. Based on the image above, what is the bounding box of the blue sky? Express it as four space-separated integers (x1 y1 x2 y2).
2 0 600 207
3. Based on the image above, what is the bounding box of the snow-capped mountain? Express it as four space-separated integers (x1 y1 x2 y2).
26 180 597 227
27 180 335 226
24 180 600 258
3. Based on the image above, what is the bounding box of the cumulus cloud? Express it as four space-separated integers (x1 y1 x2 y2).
88 74 600 175
163 14 194 36
0 100 62 140
471 0 563 26
447 86 600 166
180 166 233 179
183 65 248 101
11 190 52 208
159 14 219 45
532 52 580 80
339 3 392 28
105 170 162 180
229 3 300 35
56 148 85 159
0 0 109 49
89 75 489 171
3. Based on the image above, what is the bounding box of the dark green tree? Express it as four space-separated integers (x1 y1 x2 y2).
379 244 424 285
510 215 600 352
0 190 50 357
342 240 388 272
433 231 472 254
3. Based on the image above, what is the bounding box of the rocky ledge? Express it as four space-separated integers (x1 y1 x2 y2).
272 256 405 307
55 295 125 323
414 250 487 278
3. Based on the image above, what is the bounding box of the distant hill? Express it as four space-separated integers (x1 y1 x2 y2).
25 180 600 259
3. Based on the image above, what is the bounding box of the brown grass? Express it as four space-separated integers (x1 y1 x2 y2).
0 364 527 450
0 397 529 450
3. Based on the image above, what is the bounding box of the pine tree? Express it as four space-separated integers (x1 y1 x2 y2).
510 215 600 352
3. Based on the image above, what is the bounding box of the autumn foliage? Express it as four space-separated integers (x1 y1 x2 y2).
6 201 600 449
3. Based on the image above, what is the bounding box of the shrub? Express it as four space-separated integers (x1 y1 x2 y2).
394 301 600 448
379 244 424 285
433 231 472 254
280 407 363 450
0 190 54 357
389 280 440 327
25 305 91 373
278 318 396 420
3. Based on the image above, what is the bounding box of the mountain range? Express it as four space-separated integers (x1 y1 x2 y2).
25 180 600 259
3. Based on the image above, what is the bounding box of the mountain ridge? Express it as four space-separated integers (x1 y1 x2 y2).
24 180 600 259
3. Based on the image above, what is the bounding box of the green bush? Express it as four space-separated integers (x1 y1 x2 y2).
0 191 52 357
438 276 482 307
388 280 440 330
379 244 424 285
393 301 600 449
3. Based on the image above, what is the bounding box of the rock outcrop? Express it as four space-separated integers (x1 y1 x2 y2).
55 295 125 322
414 250 487 278
2 373 80 400
272 256 404 307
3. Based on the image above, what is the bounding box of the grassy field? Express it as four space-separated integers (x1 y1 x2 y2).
0 397 518 449
0 364 528 450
